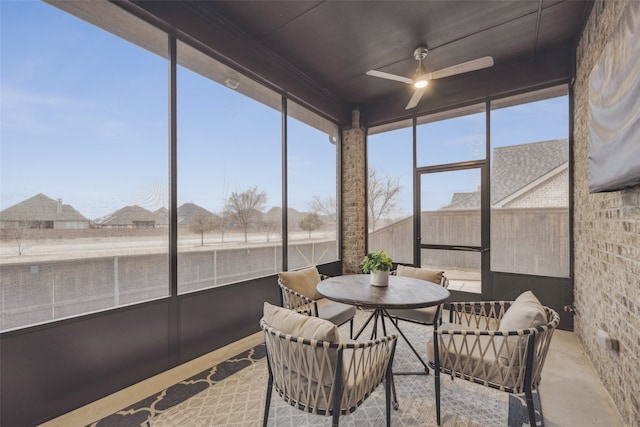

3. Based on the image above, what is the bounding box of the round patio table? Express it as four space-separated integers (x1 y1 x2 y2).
317 274 450 409
317 273 450 310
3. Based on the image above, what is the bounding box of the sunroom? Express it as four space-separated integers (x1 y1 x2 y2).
0 1 638 426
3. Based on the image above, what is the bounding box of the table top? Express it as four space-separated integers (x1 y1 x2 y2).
317 274 450 310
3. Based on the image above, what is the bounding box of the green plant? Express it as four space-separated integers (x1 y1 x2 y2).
360 250 393 273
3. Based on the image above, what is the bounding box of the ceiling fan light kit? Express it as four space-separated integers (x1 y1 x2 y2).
414 77 429 89
366 45 494 109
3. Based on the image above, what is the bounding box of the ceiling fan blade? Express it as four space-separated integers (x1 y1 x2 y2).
430 56 494 80
405 87 426 109
366 70 413 84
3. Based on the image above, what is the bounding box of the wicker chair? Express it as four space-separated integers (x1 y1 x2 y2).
427 292 560 426
278 266 356 337
261 303 398 427
386 265 449 327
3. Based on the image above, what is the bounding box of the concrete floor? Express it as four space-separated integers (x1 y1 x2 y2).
538 329 624 427
42 329 624 427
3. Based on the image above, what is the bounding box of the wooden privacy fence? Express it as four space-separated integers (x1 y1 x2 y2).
490 208 569 277
369 208 569 277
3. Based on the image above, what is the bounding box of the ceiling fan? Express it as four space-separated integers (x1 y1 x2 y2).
366 47 494 110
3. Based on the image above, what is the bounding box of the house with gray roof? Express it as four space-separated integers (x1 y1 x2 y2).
442 139 568 210
178 203 213 225
96 205 157 229
441 191 481 210
491 139 568 208
0 193 89 229
154 207 169 227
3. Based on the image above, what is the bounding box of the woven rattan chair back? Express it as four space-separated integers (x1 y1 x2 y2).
387 269 450 327
261 319 397 427
278 275 355 337
429 301 560 426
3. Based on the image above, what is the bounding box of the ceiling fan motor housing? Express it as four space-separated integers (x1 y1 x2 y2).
414 47 429 82
414 46 428 60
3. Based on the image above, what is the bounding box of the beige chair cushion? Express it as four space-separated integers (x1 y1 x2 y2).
499 291 547 331
397 265 444 284
387 306 438 324
263 302 339 342
278 266 322 300
498 291 547 366
315 298 357 327
427 323 521 389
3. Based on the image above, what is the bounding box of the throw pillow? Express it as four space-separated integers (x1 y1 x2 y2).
278 266 322 300
397 264 444 285
499 291 547 330
263 302 339 342
498 291 547 366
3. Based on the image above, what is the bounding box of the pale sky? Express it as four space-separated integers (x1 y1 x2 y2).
1 1 568 219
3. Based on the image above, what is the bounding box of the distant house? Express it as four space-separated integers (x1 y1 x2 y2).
177 203 213 225
96 205 157 229
263 206 309 230
441 139 568 210
0 193 89 229
441 191 481 210
154 207 169 227
151 204 217 227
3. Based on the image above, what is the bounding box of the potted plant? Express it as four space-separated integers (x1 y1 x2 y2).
361 250 393 286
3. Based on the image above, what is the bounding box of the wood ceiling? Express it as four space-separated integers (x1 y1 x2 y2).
122 1 592 127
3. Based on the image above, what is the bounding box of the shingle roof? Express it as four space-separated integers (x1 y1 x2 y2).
0 193 89 222
442 139 568 209
98 205 156 226
154 207 169 225
177 203 213 225
441 191 481 210
491 139 568 204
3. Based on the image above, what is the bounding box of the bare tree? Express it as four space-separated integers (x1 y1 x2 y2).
215 181 232 242
309 196 336 218
211 210 232 243
260 217 281 243
1 221 31 256
299 212 323 238
189 213 216 246
225 186 267 242
368 167 402 231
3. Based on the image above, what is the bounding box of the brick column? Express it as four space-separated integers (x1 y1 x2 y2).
341 110 366 274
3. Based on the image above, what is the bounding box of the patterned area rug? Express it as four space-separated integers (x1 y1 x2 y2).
92 309 543 426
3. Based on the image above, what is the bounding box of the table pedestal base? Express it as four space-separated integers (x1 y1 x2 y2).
353 308 431 410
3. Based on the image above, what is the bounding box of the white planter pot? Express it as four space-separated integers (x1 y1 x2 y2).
370 270 389 287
